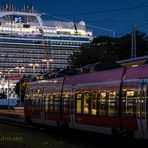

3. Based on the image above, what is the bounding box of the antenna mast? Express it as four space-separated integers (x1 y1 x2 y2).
131 25 137 58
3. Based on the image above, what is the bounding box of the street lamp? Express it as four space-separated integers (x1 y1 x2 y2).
28 63 39 76
97 42 107 55
97 41 116 56
42 59 53 73
16 66 25 77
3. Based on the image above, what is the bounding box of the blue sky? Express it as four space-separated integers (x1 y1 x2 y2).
1 0 148 37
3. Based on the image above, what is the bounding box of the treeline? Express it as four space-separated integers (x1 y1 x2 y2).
69 30 148 70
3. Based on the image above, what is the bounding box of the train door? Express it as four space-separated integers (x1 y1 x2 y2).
69 84 76 128
40 87 45 121
136 78 148 139
108 91 117 116
99 91 107 116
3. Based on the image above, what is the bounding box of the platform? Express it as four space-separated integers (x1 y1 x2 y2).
0 107 24 118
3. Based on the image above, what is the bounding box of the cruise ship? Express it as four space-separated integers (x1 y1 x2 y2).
0 3 92 98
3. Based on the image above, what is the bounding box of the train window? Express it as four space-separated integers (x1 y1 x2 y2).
33 88 42 101
49 95 54 112
83 92 91 114
26 89 33 100
76 93 82 114
127 90 134 97
139 90 145 118
40 96 45 112
54 94 60 113
125 90 137 117
108 91 116 116
99 91 107 116
25 99 32 105
38 99 41 105
91 92 97 115
63 93 70 113
44 95 49 112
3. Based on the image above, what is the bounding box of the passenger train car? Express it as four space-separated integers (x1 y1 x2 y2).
24 64 148 139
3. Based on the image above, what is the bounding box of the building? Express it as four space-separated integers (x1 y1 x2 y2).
0 3 92 98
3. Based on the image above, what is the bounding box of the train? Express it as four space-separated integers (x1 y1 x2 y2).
24 64 148 139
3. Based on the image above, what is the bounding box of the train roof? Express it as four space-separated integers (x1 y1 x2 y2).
29 64 148 86
63 64 148 84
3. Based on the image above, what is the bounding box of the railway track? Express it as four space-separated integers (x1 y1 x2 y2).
0 116 32 129
0 115 148 148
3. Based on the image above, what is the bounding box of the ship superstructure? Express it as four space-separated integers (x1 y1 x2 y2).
0 3 92 78
0 3 92 99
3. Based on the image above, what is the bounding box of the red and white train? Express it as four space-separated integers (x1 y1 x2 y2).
24 64 148 139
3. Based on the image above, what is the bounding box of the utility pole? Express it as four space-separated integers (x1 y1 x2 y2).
131 25 137 59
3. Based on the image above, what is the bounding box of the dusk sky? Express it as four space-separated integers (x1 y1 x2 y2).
1 0 148 37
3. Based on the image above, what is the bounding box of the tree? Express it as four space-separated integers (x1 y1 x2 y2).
136 31 148 56
69 44 104 69
15 77 28 103
69 30 148 71
0 91 7 99
69 35 120 70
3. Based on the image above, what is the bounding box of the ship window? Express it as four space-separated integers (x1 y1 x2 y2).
23 24 30 28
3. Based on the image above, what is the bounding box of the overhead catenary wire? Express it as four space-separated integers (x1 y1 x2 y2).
117 22 148 36
95 1 148 25
40 0 148 37
53 3 148 17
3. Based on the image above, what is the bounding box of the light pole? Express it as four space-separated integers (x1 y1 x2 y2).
16 66 25 77
28 63 39 76
42 59 53 73
97 42 107 55
97 41 116 56
16 66 25 106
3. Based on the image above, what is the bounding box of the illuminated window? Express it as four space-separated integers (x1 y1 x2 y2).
126 90 134 97
76 93 82 114
63 93 70 113
83 93 90 114
99 91 107 116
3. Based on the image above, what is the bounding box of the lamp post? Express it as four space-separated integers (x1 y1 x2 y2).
97 42 107 55
16 66 25 77
97 41 116 57
42 59 53 73
16 66 25 106
28 63 39 76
